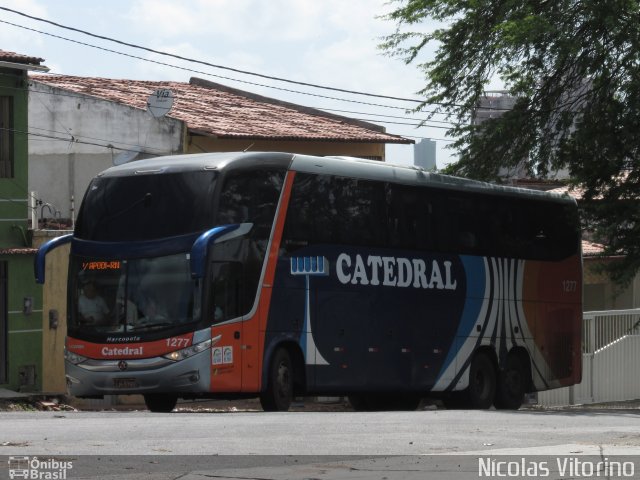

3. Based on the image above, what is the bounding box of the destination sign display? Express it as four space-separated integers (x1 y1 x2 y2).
81 261 122 271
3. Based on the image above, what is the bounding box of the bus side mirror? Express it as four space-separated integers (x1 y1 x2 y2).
34 234 73 284
190 223 253 279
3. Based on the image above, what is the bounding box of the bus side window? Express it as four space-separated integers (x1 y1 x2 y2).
209 261 243 323
443 194 481 255
217 169 284 234
282 174 317 251
331 177 387 247
283 174 388 250
216 169 284 314
386 183 435 251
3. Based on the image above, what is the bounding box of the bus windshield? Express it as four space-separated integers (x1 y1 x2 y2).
69 253 201 336
69 166 286 340
75 171 217 241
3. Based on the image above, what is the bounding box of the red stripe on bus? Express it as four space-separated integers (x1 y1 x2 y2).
241 170 296 392
66 333 194 360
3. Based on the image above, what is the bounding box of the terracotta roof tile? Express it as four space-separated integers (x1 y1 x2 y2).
547 184 585 199
32 75 413 144
582 240 604 257
0 248 37 255
0 49 44 65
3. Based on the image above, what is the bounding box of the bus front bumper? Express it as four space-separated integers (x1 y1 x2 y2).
65 349 212 397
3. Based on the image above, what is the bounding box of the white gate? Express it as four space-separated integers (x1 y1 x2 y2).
537 309 640 406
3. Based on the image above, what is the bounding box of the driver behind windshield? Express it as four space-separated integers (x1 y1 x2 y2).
78 280 110 325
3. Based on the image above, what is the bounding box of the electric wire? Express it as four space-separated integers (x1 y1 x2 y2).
0 11 462 175
0 18 429 113
0 7 426 104
0 71 462 135
0 7 515 113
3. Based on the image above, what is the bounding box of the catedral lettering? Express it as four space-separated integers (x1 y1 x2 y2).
36 151 582 413
101 346 143 356
336 253 457 290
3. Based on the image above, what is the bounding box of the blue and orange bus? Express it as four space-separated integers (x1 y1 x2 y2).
35 152 582 412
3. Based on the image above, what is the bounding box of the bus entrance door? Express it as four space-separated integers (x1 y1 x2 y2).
209 261 244 392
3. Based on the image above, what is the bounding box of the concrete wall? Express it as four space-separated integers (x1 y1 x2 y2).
583 258 640 311
33 231 71 394
28 82 184 220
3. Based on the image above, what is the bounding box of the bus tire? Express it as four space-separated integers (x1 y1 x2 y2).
468 352 496 409
144 394 177 413
494 354 526 410
260 348 293 412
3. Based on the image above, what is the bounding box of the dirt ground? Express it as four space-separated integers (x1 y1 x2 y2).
1 394 639 413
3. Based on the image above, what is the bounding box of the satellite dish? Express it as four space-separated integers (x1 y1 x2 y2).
147 89 174 118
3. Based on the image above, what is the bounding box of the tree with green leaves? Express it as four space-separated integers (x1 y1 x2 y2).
381 0 640 285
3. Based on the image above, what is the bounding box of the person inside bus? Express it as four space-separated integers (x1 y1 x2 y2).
135 285 170 324
78 280 110 325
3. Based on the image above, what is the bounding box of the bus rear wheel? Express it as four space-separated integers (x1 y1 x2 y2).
144 394 178 413
468 352 496 409
260 348 294 412
494 354 527 410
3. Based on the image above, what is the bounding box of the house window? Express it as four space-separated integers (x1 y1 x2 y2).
0 262 7 384
0 96 14 178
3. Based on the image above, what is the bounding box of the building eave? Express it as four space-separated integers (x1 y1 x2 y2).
0 60 49 72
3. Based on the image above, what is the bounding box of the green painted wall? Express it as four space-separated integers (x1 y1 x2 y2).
0 67 43 392
0 70 30 244
2 255 42 390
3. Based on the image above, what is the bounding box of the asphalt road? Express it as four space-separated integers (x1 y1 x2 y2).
1 407 639 479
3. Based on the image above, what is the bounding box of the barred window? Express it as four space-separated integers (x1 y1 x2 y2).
0 96 14 178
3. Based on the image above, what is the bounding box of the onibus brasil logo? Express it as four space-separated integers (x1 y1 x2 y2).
8 456 73 479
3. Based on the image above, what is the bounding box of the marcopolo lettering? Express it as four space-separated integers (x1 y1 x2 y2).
336 253 457 290
107 336 141 343
101 346 144 356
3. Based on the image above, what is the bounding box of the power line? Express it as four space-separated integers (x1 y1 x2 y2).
1 126 164 156
0 6 516 115
352 118 451 129
0 6 428 105
0 18 430 113
1 74 460 169
318 107 463 126
1 70 463 135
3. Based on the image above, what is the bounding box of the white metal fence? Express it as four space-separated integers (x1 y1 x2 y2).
537 308 640 406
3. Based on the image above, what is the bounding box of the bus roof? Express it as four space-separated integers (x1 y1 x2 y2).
98 151 575 204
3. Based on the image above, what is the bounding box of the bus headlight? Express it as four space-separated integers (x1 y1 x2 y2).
163 339 212 362
64 349 88 365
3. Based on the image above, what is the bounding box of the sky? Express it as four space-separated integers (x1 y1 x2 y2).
0 0 458 167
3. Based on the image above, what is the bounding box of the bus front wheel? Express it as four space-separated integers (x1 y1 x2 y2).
260 348 294 412
144 394 178 413
468 352 496 409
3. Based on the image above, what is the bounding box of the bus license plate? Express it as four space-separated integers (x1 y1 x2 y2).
113 378 138 389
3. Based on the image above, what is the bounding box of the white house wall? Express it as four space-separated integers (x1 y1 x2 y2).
28 82 183 220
